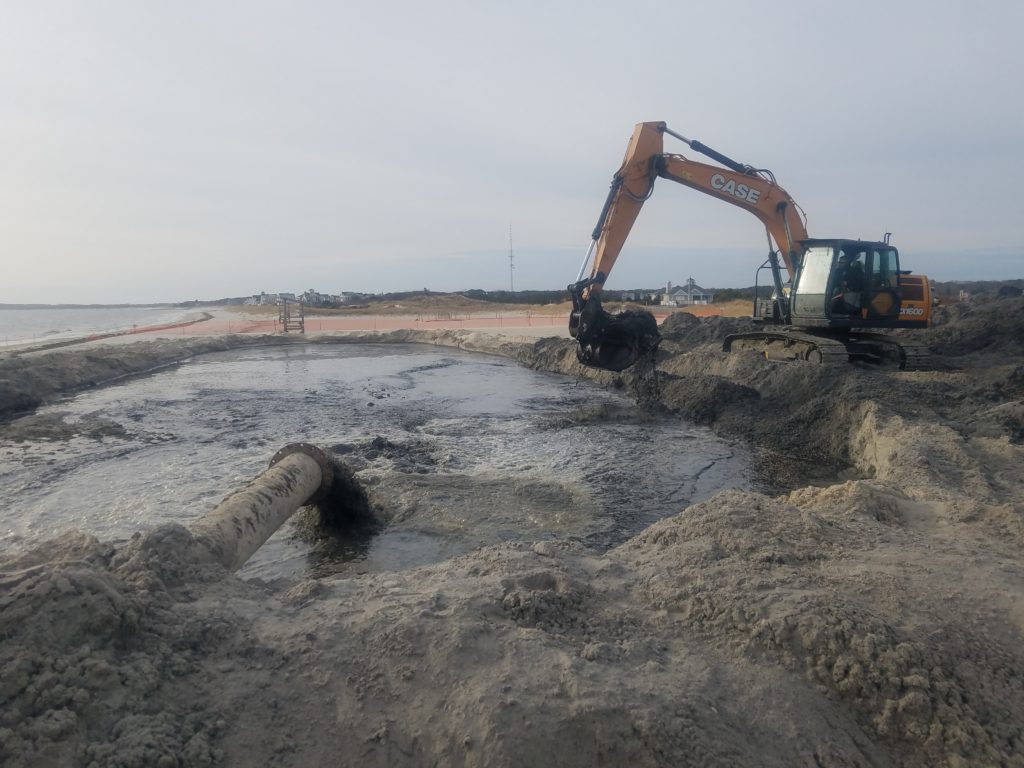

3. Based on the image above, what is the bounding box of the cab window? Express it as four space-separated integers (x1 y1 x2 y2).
871 248 899 288
838 248 868 292
795 247 833 293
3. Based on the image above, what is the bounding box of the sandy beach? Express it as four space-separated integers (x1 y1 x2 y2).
1 296 1022 766
130 307 575 340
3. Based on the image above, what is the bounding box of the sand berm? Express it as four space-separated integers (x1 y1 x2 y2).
1 296 1022 767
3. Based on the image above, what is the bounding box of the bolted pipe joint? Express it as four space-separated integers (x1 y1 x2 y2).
268 442 335 503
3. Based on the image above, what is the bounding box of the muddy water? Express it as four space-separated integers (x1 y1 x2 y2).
0 343 761 578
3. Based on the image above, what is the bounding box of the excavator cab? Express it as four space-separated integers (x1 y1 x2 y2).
790 239 903 328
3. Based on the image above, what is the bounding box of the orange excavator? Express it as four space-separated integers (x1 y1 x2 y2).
568 121 932 372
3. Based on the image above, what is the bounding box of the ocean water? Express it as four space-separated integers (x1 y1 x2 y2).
0 306 194 347
0 343 763 579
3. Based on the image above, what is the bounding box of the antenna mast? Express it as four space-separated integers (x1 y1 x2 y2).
508 223 515 292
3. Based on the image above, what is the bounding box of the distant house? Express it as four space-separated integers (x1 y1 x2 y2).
339 292 369 304
301 289 337 307
661 278 714 307
620 289 660 304
248 290 364 307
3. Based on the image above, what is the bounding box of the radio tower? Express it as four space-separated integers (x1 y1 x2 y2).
508 223 515 292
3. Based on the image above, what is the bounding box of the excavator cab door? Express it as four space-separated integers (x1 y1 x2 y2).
862 247 902 321
830 247 869 318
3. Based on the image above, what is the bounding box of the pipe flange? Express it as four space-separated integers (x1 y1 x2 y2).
269 442 334 503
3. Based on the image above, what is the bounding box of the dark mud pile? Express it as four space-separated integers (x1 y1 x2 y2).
920 295 1024 358
1 296 1023 767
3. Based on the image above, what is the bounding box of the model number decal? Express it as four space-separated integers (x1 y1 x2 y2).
710 173 761 203
900 306 926 316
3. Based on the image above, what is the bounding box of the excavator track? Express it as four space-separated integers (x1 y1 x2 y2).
848 333 933 371
723 329 933 370
899 346 933 371
724 330 851 365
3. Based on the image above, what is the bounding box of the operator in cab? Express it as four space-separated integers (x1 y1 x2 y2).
832 252 864 315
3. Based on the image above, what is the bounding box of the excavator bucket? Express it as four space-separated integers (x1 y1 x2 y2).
569 291 661 372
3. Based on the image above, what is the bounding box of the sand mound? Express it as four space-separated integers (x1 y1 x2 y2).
619 487 1024 765
923 295 1024 357
0 526 229 767
658 311 758 352
4 484 1021 766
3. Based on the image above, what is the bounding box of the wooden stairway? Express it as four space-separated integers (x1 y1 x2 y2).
278 300 305 333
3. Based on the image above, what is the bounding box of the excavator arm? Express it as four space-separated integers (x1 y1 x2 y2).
569 121 809 371
582 121 809 285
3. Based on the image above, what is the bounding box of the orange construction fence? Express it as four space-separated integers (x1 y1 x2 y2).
124 310 687 338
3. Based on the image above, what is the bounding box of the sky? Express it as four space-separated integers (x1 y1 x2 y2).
2 0 1022 304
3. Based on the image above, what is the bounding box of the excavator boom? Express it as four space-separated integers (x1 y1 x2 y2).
583 122 808 288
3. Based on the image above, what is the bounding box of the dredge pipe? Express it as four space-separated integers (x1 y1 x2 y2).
190 443 335 571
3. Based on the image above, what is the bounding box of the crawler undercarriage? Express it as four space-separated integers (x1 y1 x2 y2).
723 328 931 370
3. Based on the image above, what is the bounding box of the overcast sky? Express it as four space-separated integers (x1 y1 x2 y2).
2 0 1022 303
